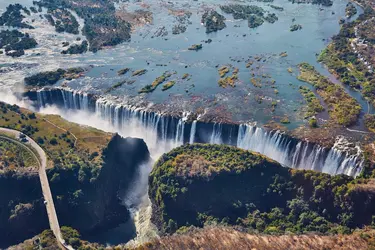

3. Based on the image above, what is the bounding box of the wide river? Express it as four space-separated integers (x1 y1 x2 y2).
0 0 368 129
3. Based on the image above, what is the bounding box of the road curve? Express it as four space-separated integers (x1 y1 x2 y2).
0 128 73 250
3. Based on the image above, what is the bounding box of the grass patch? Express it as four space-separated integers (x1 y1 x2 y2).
0 137 38 171
0 102 112 174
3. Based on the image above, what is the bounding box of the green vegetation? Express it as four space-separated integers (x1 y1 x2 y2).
217 66 238 88
290 24 302 32
309 117 318 128
264 13 278 23
47 8 80 34
118 68 130 76
0 30 37 57
288 0 332 6
188 44 203 51
218 66 230 77
299 86 325 118
0 4 34 29
201 10 226 33
220 4 265 20
149 144 375 236
218 75 238 88
297 63 361 126
132 69 147 77
220 4 277 28
269 5 284 11
139 71 173 93
280 117 290 124
318 7 375 107
34 0 131 51
346 2 357 18
0 138 38 171
104 80 127 94
61 41 88 55
162 81 176 91
24 68 85 87
0 102 111 178
365 114 375 132
61 226 82 248
248 15 264 28
12 228 105 249
0 103 147 248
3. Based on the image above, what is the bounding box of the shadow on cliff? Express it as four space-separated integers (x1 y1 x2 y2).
0 134 151 247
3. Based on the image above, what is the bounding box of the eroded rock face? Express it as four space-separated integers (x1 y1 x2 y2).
0 134 150 248
201 10 226 33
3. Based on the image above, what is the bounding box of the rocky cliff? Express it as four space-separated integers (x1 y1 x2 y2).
149 144 375 235
0 134 150 248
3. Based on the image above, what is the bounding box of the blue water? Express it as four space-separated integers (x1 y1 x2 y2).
0 0 365 128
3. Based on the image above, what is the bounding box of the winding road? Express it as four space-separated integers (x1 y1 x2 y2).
0 128 73 250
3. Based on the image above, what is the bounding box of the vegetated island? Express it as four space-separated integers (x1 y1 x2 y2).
24 68 86 87
0 102 150 247
201 10 226 33
188 44 203 51
290 24 303 32
139 71 174 93
220 4 278 28
33 0 132 52
44 8 80 34
297 62 361 127
288 0 333 6
0 4 34 29
149 144 375 237
0 30 37 57
61 40 88 55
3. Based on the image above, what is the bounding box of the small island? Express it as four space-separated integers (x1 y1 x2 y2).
290 24 303 32
24 68 85 87
248 15 264 28
0 30 37 57
61 41 88 55
201 10 226 33
188 44 203 51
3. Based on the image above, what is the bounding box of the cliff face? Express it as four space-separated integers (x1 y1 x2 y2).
0 172 49 248
0 134 150 248
52 134 150 233
149 144 375 235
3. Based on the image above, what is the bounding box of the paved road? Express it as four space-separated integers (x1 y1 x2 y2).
0 128 73 250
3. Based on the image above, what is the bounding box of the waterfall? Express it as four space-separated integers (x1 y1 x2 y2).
236 124 363 176
175 119 185 145
36 90 44 107
189 121 197 144
210 123 222 144
31 88 364 177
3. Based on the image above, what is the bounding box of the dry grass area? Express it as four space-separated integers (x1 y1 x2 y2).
136 227 375 250
173 154 218 179
351 179 375 193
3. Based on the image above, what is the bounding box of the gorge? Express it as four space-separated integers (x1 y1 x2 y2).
1 0 375 248
25 88 364 177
